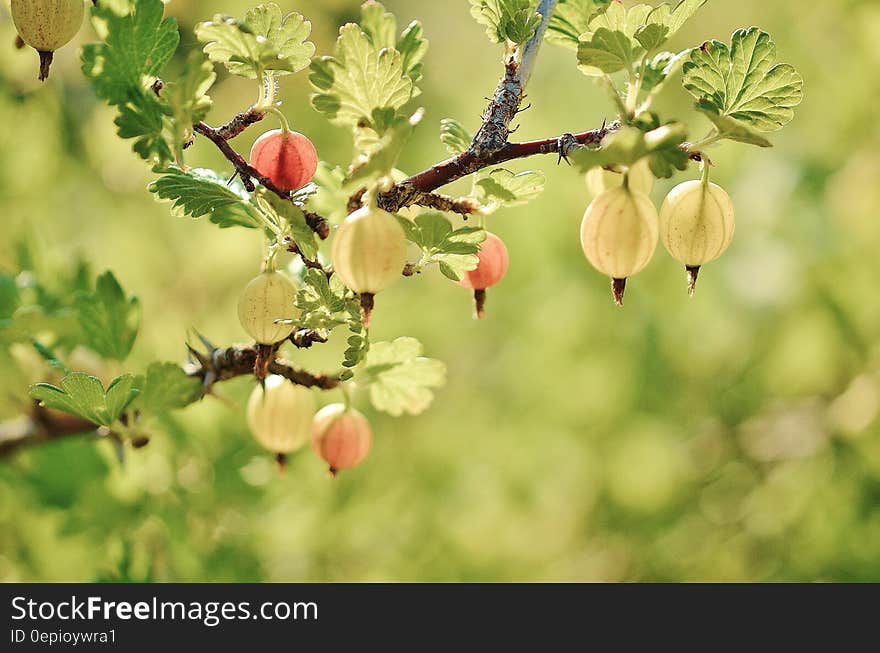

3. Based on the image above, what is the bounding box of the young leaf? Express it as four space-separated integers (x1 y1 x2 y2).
577 27 634 75
397 214 486 279
473 169 546 213
256 191 319 260
363 337 446 416
546 0 612 51
195 3 315 79
635 0 707 52
569 124 689 178
81 0 179 104
75 272 140 361
682 28 804 136
163 52 216 162
310 20 416 131
149 167 263 229
30 373 139 427
296 269 353 332
360 1 428 82
640 49 690 95
440 118 472 155
309 163 350 224
347 108 424 187
470 0 542 46
136 362 203 414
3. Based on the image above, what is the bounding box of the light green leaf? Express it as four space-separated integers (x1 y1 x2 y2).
75 272 140 361
546 0 612 50
136 362 203 414
634 0 706 52
309 163 349 224
570 124 689 178
682 28 804 132
81 0 179 104
473 169 546 213
256 191 319 260
163 52 216 162
30 373 139 427
363 337 446 416
195 3 314 79
695 102 772 147
640 49 690 94
398 214 485 280
310 24 415 130
347 108 424 186
577 27 634 75
470 0 542 46
440 118 472 155
360 1 427 83
149 167 263 229
586 2 652 40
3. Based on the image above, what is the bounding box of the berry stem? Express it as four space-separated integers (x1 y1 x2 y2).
267 107 291 135
37 51 53 82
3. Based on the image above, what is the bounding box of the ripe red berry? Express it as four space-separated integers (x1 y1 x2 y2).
458 232 509 290
249 129 318 191
311 404 372 476
458 232 509 319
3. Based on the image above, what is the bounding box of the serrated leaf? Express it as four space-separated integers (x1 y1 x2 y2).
164 52 216 162
136 362 203 414
296 269 355 333
586 2 652 40
634 23 669 53
399 214 485 278
347 108 424 185
473 169 546 213
149 167 263 229
363 337 446 416
695 102 772 147
546 0 612 51
113 89 173 164
682 28 804 133
257 191 319 259
360 1 427 83
577 27 634 75
310 23 415 130
634 0 706 53
30 373 139 427
470 0 542 46
640 49 690 94
74 272 140 361
309 163 349 224
195 3 315 79
81 0 179 105
440 118 472 155
570 124 688 178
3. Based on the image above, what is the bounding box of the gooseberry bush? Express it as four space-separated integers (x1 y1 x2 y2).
0 0 803 474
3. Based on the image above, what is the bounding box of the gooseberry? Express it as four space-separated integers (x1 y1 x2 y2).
237 271 298 345
11 0 84 81
246 375 316 456
249 129 318 192
585 159 654 198
311 403 372 475
659 179 735 295
458 232 509 319
331 205 408 326
580 185 659 306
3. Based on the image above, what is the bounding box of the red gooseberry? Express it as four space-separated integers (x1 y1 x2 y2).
311 404 372 476
249 129 318 192
458 231 509 319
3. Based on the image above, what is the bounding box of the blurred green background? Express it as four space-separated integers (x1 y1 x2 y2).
1 0 879 582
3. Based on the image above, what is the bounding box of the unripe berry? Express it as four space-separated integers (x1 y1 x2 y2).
11 0 84 81
246 375 316 455
659 180 735 295
311 404 372 475
237 271 298 345
249 129 319 191
580 185 659 305
331 205 407 326
585 159 654 198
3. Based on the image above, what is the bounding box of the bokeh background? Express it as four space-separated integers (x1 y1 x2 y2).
1 0 879 582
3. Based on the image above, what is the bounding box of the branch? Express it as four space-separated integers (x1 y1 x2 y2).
0 407 98 459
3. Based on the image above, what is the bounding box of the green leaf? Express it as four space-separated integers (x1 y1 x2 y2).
195 3 315 79
586 2 652 40
149 167 263 229
363 337 446 416
0 271 20 320
163 52 216 162
634 23 669 53
682 28 804 133
546 0 612 51
296 269 354 333
398 214 486 279
640 49 690 94
113 89 173 165
470 0 542 46
360 1 428 83
256 190 320 260
634 0 707 53
347 108 424 187
570 124 689 178
577 27 634 75
74 272 140 361
310 23 415 130
30 373 139 427
695 102 772 147
473 169 546 213
81 0 179 104
136 362 203 414
440 118 472 155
